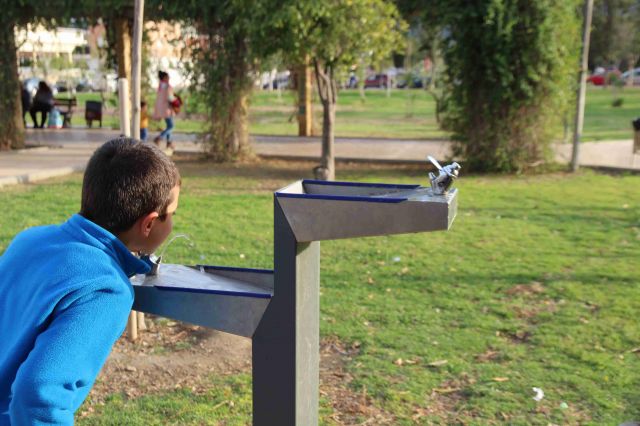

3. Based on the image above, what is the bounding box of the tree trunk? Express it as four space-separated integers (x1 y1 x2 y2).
358 58 366 102
115 18 132 82
197 25 253 162
314 60 337 181
321 101 336 180
230 91 249 155
627 55 635 88
0 23 24 150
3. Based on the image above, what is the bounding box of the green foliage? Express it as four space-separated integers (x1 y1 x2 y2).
589 0 640 68
436 0 582 172
274 0 407 179
151 1 279 161
280 0 406 70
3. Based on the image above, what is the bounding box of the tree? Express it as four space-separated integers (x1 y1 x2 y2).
0 12 24 150
590 0 640 70
278 0 406 180
147 1 278 161
436 0 581 172
0 0 134 150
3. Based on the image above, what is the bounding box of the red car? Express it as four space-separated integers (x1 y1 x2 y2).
587 74 605 86
364 74 388 89
587 67 621 86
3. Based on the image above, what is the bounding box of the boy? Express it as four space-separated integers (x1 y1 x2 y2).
140 100 149 142
0 138 181 424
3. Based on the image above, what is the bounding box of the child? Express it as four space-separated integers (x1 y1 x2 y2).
140 100 149 141
0 138 181 424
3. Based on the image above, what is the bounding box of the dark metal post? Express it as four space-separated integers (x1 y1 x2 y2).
252 199 320 425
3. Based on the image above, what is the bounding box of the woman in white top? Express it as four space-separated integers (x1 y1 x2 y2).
153 71 176 150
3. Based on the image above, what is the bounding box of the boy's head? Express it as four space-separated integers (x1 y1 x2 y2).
141 100 147 110
80 138 181 253
158 71 169 82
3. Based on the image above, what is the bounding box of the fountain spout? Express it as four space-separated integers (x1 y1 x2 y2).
140 254 162 276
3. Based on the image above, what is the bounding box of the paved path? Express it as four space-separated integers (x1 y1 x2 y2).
0 128 638 187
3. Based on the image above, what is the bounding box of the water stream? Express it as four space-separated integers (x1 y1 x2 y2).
156 233 207 273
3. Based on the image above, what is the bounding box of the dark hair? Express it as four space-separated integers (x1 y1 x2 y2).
141 100 147 107
158 71 168 81
37 81 51 93
80 137 181 233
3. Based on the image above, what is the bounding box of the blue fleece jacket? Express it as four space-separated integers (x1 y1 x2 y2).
0 214 150 425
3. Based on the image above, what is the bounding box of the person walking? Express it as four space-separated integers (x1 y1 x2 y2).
29 81 54 129
153 71 176 150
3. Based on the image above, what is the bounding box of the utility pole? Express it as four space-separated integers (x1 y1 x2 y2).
131 0 144 140
297 58 313 137
571 0 594 172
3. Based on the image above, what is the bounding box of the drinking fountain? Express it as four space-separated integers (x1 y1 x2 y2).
131 158 460 425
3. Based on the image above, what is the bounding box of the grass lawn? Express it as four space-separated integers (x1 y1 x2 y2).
1 160 638 424
57 86 638 141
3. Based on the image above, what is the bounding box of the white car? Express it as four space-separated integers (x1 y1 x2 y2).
621 67 640 85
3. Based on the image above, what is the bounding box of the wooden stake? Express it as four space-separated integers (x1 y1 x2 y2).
137 311 147 331
127 311 138 341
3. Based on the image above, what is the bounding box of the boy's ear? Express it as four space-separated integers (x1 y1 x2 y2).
140 212 160 237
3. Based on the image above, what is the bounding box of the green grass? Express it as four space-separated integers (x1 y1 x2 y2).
582 86 640 141
55 86 639 141
2 162 638 425
80 374 253 425
249 89 447 139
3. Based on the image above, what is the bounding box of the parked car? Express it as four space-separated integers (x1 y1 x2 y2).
75 78 96 92
55 81 70 93
621 67 640 85
397 74 426 89
587 73 606 86
587 66 622 86
364 74 388 89
261 72 290 90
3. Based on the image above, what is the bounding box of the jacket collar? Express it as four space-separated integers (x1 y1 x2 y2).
61 214 151 277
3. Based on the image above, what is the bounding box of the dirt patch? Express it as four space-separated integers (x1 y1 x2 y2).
417 374 477 423
504 281 559 322
320 338 395 425
83 318 395 425
88 318 252 404
504 281 545 297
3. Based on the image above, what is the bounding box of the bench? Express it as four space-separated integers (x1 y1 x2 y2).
53 97 77 128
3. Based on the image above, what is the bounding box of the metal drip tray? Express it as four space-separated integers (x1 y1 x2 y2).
131 264 273 337
275 179 457 242
132 264 272 299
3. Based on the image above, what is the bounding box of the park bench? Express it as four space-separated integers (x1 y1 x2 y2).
53 97 77 128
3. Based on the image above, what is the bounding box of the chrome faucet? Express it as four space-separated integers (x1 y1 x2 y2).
140 254 162 276
428 156 461 195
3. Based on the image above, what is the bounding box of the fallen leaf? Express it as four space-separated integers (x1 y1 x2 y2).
427 359 448 368
433 387 460 394
492 377 509 382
